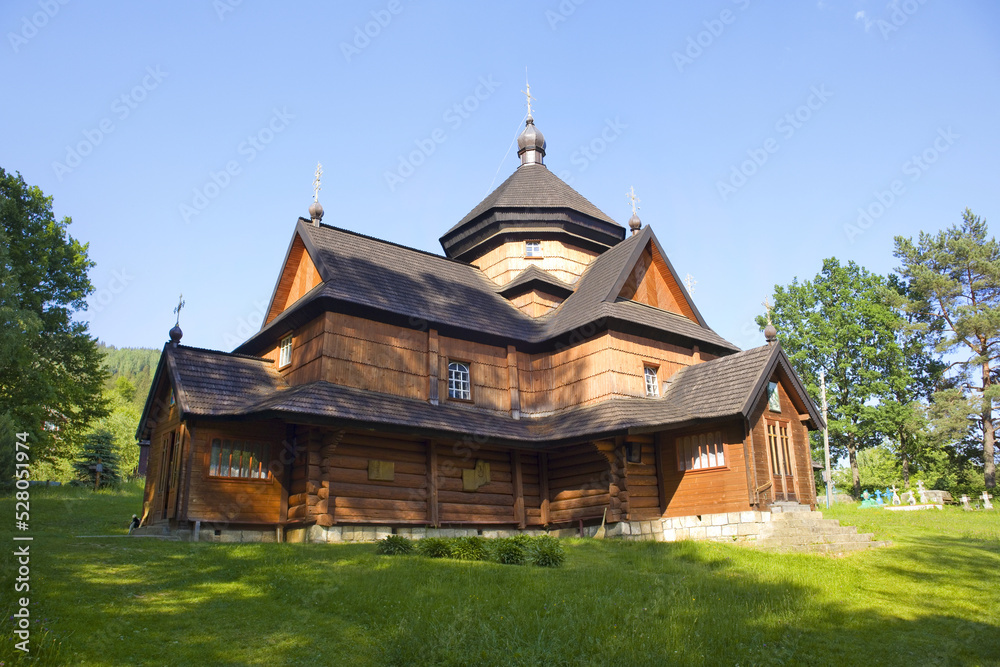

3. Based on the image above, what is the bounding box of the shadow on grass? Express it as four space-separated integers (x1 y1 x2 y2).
10 536 994 666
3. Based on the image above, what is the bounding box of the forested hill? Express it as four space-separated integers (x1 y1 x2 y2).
98 344 161 408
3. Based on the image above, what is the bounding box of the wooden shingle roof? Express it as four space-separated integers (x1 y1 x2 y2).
142 342 821 446
235 222 739 356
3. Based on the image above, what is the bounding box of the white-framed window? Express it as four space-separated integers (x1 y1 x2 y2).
644 366 659 397
448 361 471 400
279 334 293 367
525 241 542 258
676 431 726 471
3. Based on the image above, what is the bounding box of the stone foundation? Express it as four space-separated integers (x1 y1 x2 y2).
139 511 772 544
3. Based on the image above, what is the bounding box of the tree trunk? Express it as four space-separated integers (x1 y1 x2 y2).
899 429 909 486
983 363 996 489
848 435 860 498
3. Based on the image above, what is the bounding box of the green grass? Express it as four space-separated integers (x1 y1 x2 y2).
1 486 998 666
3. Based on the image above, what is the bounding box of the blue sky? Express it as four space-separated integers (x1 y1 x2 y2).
3 1 998 352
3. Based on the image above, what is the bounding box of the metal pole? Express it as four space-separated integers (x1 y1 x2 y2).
821 370 832 509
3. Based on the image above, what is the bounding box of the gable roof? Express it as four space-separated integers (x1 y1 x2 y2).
497 264 575 299
235 220 740 356
661 343 825 429
142 342 820 447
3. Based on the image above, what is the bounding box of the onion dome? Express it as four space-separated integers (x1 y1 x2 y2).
169 324 183 347
517 116 546 166
629 212 642 235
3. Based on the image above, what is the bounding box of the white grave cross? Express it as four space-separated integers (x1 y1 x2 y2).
960 495 972 510
890 484 901 506
917 480 927 504
982 491 994 510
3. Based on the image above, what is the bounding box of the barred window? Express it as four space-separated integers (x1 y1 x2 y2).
448 361 471 400
279 334 293 368
644 366 659 397
210 439 270 479
767 421 792 476
677 431 725 471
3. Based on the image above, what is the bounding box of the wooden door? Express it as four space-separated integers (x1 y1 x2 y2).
766 421 796 502
161 431 177 519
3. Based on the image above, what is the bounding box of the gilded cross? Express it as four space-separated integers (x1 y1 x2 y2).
313 162 323 203
521 79 536 117
685 273 696 295
762 298 773 325
626 186 640 216
174 293 185 326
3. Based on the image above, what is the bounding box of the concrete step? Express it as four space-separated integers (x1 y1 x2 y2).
760 524 858 538
769 502 812 512
765 518 853 531
772 539 892 555
761 532 875 547
770 510 825 521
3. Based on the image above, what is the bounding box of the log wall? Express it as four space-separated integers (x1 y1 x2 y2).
545 443 611 525
658 421 753 518
184 420 286 524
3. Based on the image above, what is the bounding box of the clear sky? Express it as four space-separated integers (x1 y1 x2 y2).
3 1 998 352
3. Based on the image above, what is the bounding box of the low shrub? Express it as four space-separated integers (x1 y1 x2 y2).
375 534 414 556
451 535 488 561
528 536 565 568
489 537 526 565
417 537 453 558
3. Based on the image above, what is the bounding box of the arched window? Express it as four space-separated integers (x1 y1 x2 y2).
448 361 471 400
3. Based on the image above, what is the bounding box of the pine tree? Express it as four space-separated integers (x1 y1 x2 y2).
73 429 122 488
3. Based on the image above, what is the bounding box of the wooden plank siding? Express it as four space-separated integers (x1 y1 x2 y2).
657 421 753 518
142 377 181 524
470 239 598 287
509 289 565 317
747 375 817 509
184 420 286 524
618 242 698 324
265 234 322 325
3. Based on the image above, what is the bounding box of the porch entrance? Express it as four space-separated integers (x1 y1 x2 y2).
766 420 796 502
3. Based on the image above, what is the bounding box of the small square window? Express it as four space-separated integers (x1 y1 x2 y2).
525 241 542 258
279 335 293 368
448 361 471 400
644 366 659 397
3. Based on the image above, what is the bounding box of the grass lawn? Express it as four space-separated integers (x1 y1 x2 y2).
2 485 999 666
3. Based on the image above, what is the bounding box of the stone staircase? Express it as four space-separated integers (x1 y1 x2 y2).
758 502 891 554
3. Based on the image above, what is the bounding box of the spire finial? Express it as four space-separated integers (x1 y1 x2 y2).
762 298 778 344
627 186 642 235
169 294 185 347
309 162 325 226
516 82 546 166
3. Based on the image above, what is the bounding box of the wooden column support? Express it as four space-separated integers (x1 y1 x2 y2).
427 442 439 527
653 434 667 515
539 452 550 526
428 329 439 406
507 345 521 420
511 450 525 529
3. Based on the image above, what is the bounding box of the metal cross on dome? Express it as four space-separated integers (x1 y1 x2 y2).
762 298 773 325
627 186 640 215
174 293 185 326
313 162 323 203
521 78 536 117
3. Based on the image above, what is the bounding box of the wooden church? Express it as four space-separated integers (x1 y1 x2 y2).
136 107 823 543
